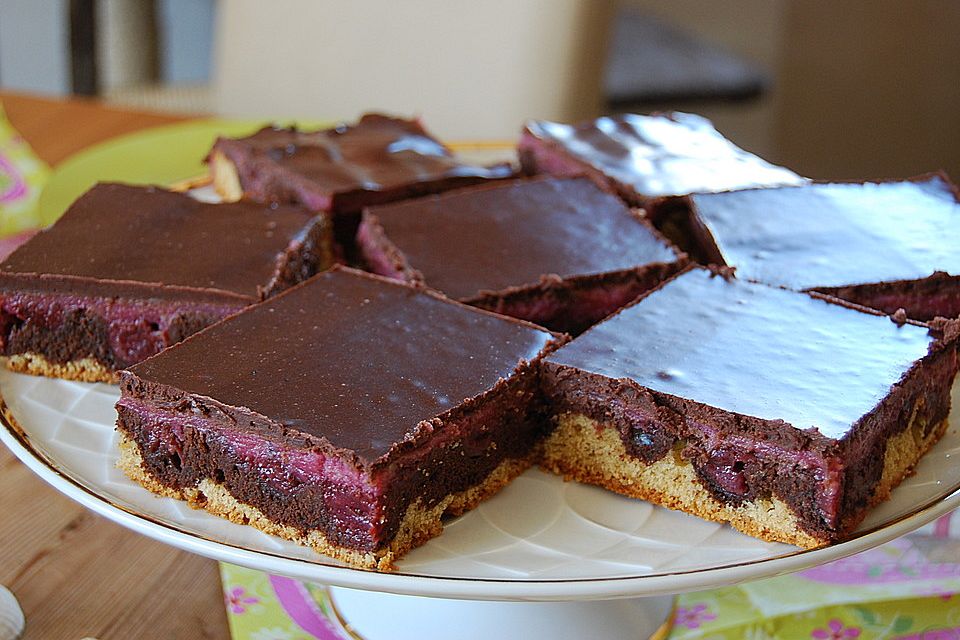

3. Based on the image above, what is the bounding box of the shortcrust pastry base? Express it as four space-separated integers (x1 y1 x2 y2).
209 150 243 202
118 435 532 571
539 410 948 548
3 353 117 384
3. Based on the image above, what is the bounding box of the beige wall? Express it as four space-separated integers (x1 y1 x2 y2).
213 1 960 180
214 0 613 140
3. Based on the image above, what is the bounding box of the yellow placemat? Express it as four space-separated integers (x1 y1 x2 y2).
36 117 329 227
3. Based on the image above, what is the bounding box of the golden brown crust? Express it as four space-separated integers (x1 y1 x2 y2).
118 435 533 571
209 150 244 202
859 399 950 516
168 174 214 193
445 456 532 517
540 414 822 548
3 353 117 384
539 411 948 549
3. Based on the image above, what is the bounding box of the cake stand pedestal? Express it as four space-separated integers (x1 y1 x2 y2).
324 587 675 640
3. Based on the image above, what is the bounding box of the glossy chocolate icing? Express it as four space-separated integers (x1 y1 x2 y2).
361 177 679 300
547 268 935 441
212 114 514 213
0 183 323 300
521 112 805 201
126 268 556 463
683 174 960 292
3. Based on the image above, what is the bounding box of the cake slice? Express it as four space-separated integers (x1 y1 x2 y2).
116 267 560 570
519 112 805 206
358 176 686 335
0 183 332 382
646 173 960 320
209 114 514 255
540 267 959 547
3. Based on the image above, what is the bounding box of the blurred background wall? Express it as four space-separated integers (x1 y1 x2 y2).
776 1 960 181
0 0 958 180
214 0 614 141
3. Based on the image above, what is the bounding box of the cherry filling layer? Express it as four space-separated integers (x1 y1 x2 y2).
543 376 847 538
606 395 844 532
546 329 958 542
683 421 844 527
0 292 243 369
356 221 406 281
518 133 603 184
468 268 679 336
358 219 679 335
117 368 546 553
220 142 507 217
117 395 385 550
215 145 334 213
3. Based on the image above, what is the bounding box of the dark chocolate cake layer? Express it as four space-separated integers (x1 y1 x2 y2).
210 113 514 215
650 174 960 320
519 112 804 205
358 176 685 334
541 267 958 545
0 183 332 376
117 268 558 568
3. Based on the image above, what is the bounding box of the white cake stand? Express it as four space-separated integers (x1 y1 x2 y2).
15 126 955 637
2 370 959 639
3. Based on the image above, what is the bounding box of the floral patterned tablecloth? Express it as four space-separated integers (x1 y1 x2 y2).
0 104 50 260
0 104 46 251
668 510 960 639
220 510 960 640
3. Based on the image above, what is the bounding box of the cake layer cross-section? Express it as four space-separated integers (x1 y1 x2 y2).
116 267 559 571
0 183 332 382
647 173 960 321
209 113 514 255
540 267 959 547
358 176 685 334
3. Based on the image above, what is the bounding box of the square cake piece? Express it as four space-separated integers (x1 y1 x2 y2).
209 114 514 253
541 267 959 547
647 173 960 320
357 176 686 335
519 112 805 206
0 183 332 382
116 267 559 570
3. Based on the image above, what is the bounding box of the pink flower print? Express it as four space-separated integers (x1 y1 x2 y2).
811 619 862 639
225 585 260 614
675 603 717 629
915 584 956 602
0 154 27 204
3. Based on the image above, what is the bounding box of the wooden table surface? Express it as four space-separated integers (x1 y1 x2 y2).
0 92 229 640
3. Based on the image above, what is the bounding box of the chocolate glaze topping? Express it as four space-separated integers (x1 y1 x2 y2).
547 268 936 440
0 183 320 299
523 112 805 199
214 114 513 205
363 177 679 300
127 268 555 463
685 174 960 290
